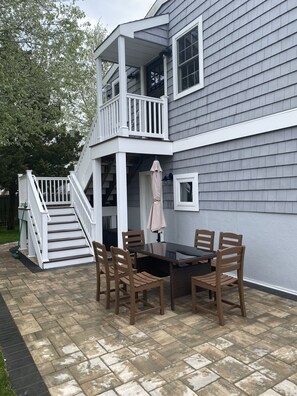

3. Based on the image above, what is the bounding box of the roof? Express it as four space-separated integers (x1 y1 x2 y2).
94 14 169 67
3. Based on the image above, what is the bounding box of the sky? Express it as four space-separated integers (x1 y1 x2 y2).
76 0 157 32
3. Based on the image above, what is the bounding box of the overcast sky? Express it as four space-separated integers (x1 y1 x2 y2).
76 0 156 32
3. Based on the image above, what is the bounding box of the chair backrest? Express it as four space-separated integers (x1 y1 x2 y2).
194 229 215 251
216 245 245 277
92 241 110 278
218 232 243 249
122 230 145 249
110 246 134 286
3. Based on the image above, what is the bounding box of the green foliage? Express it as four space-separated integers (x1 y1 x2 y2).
0 226 19 245
0 0 107 141
0 351 16 395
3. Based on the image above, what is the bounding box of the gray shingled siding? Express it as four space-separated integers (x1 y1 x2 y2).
155 0 297 141
134 25 168 46
161 128 297 214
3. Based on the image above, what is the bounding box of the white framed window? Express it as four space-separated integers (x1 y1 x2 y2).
174 173 199 211
172 15 204 100
112 78 119 97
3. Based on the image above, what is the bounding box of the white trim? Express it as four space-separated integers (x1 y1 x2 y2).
112 78 119 97
173 15 204 100
94 14 169 60
173 107 297 153
244 276 297 297
173 173 199 211
146 0 169 18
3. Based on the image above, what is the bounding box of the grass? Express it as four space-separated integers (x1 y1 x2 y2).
0 227 19 245
0 352 16 396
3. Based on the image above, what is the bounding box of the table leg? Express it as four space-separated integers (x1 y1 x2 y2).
170 263 175 310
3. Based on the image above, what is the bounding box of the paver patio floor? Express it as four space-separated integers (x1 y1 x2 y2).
1 243 297 395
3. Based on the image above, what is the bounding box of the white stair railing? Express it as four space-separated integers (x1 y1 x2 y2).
69 171 95 245
35 177 70 206
26 170 50 264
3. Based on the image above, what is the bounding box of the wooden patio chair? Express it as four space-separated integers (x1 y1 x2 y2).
110 246 164 325
194 229 215 251
122 230 147 265
211 232 243 268
92 241 118 309
191 245 246 326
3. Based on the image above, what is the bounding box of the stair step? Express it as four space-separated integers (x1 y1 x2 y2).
48 245 89 253
48 246 91 259
43 254 95 269
48 222 80 231
48 229 84 239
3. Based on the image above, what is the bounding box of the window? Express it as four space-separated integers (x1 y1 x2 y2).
112 79 119 97
173 173 199 211
172 16 204 100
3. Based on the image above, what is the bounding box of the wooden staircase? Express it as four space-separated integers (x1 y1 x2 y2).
44 206 94 269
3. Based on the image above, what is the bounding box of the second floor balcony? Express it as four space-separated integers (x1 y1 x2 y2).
90 93 168 145
91 13 170 146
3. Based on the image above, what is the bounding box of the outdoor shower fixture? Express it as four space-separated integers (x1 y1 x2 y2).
162 173 173 182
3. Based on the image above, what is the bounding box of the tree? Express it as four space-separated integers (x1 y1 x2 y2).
0 38 82 229
0 0 107 142
0 0 107 228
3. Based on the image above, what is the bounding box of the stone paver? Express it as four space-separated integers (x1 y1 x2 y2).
0 242 297 395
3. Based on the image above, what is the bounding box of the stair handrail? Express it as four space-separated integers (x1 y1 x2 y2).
26 170 49 263
75 112 98 188
69 171 95 246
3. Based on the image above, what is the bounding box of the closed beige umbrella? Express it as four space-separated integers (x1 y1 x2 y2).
147 160 166 239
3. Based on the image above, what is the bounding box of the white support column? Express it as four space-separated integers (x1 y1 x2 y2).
116 152 128 248
92 158 102 242
96 57 103 142
118 36 129 136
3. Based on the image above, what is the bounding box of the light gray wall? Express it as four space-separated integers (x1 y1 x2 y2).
156 0 297 141
163 208 297 295
161 128 297 215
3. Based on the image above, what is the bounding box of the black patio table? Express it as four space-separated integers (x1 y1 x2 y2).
128 242 216 310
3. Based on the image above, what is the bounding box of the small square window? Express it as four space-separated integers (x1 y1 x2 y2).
174 173 199 211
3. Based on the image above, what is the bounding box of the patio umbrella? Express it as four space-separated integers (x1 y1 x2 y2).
147 160 166 239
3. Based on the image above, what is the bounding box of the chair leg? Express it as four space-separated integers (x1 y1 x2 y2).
114 279 120 315
238 280 246 317
159 283 164 315
191 280 197 313
216 288 224 326
130 291 136 325
105 279 110 309
143 290 148 305
96 272 101 301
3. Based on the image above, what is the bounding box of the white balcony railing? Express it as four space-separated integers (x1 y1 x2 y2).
95 93 168 143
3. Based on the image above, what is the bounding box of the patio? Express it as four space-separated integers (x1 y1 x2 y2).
1 243 297 396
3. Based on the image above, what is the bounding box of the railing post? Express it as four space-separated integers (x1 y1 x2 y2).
161 95 169 140
41 213 49 263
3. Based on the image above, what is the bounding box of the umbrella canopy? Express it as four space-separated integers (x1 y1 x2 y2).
147 160 167 233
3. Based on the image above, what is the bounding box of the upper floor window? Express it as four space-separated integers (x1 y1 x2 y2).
172 15 204 100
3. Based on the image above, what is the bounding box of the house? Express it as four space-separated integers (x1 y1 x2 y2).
18 0 297 297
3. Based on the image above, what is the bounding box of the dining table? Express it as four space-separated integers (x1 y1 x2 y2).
128 241 216 310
